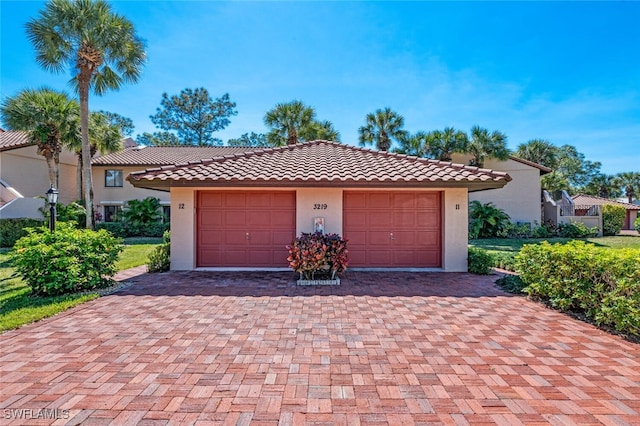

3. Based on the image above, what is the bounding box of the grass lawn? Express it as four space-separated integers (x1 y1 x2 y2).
0 237 161 333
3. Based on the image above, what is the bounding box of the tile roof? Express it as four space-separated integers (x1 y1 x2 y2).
0 131 33 151
127 140 511 191
572 194 640 210
92 146 257 166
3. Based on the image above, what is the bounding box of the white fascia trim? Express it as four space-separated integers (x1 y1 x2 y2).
98 201 126 206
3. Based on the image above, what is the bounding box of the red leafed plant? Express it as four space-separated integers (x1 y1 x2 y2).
287 232 348 280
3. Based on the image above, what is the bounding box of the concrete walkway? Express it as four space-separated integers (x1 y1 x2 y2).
0 270 638 425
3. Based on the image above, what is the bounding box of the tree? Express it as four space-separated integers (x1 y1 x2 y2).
227 132 270 147
265 100 315 146
136 131 180 147
616 172 640 203
358 107 407 151
542 145 601 194
515 139 558 169
66 111 122 200
99 110 134 136
149 88 237 146
27 0 146 228
425 127 469 161
0 87 78 189
301 120 341 142
394 131 428 157
467 126 509 167
582 174 621 199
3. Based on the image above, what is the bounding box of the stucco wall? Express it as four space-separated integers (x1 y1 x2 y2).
168 186 470 272
92 166 170 207
451 155 542 225
0 146 76 204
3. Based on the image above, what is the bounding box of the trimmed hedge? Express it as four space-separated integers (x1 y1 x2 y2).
468 247 494 275
148 231 171 273
95 221 169 238
0 218 44 247
11 222 123 296
602 204 626 236
516 241 640 336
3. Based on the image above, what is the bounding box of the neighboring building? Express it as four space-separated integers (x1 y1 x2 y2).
0 131 77 218
128 141 511 271
451 154 551 225
572 194 640 230
91 145 256 222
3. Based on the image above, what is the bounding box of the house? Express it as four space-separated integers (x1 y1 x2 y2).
0 130 77 218
451 154 551 225
572 194 640 230
127 140 511 271
91 145 256 222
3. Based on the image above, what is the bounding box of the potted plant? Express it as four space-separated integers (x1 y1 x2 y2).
287 232 348 285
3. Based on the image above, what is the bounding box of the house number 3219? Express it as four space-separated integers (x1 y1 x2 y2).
313 204 328 210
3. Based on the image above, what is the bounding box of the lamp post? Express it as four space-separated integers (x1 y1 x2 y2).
46 186 58 232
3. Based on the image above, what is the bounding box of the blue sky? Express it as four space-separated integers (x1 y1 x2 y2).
1 1 639 174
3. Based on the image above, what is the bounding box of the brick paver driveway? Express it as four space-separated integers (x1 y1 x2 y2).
1 271 639 425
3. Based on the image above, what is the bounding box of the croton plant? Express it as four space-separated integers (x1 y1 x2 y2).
287 232 348 280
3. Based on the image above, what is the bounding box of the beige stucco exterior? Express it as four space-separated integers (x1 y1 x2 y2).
92 165 170 216
451 154 543 225
169 186 470 272
0 145 77 204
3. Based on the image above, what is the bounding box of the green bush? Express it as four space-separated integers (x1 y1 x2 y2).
516 241 640 336
148 230 171 272
497 222 532 238
495 275 527 294
40 201 86 228
602 204 626 236
95 221 128 238
492 252 517 271
469 201 511 239
636 217 640 233
532 223 554 238
556 221 598 238
142 222 170 238
468 247 494 275
10 222 123 296
0 218 44 247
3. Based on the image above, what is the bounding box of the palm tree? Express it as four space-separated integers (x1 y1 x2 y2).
583 174 621 199
0 87 79 189
616 172 640 203
424 127 469 161
67 111 123 201
358 107 407 151
515 139 558 169
264 100 315 146
301 120 341 142
394 131 428 157
27 0 146 228
467 125 509 167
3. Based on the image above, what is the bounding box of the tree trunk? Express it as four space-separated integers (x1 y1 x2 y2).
79 79 94 229
54 152 60 191
76 153 83 201
45 154 56 188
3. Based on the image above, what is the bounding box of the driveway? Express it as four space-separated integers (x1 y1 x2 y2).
1 271 639 425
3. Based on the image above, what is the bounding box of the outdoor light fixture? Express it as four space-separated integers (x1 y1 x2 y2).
46 186 58 232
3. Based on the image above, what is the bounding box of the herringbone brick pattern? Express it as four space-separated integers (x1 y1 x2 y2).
1 271 638 425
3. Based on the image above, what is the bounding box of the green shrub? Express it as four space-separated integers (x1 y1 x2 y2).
602 204 626 236
495 275 527 294
497 222 532 238
469 201 511 239
0 218 44 247
123 197 161 227
148 230 171 273
516 241 640 335
40 201 86 228
142 222 170 238
532 223 554 238
492 252 517 271
468 246 494 275
95 221 128 238
556 221 598 238
11 222 123 296
636 217 640 233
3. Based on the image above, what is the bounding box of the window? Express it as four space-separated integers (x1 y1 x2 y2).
105 170 123 187
104 205 122 223
162 206 171 223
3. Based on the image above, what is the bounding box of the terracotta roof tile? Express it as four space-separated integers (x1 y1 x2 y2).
0 131 32 151
128 140 511 191
92 146 257 166
572 193 640 210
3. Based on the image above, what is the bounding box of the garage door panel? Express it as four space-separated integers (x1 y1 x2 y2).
343 191 442 267
197 191 295 267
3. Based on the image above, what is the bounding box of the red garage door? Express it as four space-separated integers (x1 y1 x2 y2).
343 191 442 267
197 191 296 267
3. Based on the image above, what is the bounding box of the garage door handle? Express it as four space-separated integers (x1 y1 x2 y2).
246 232 251 240
390 232 395 240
